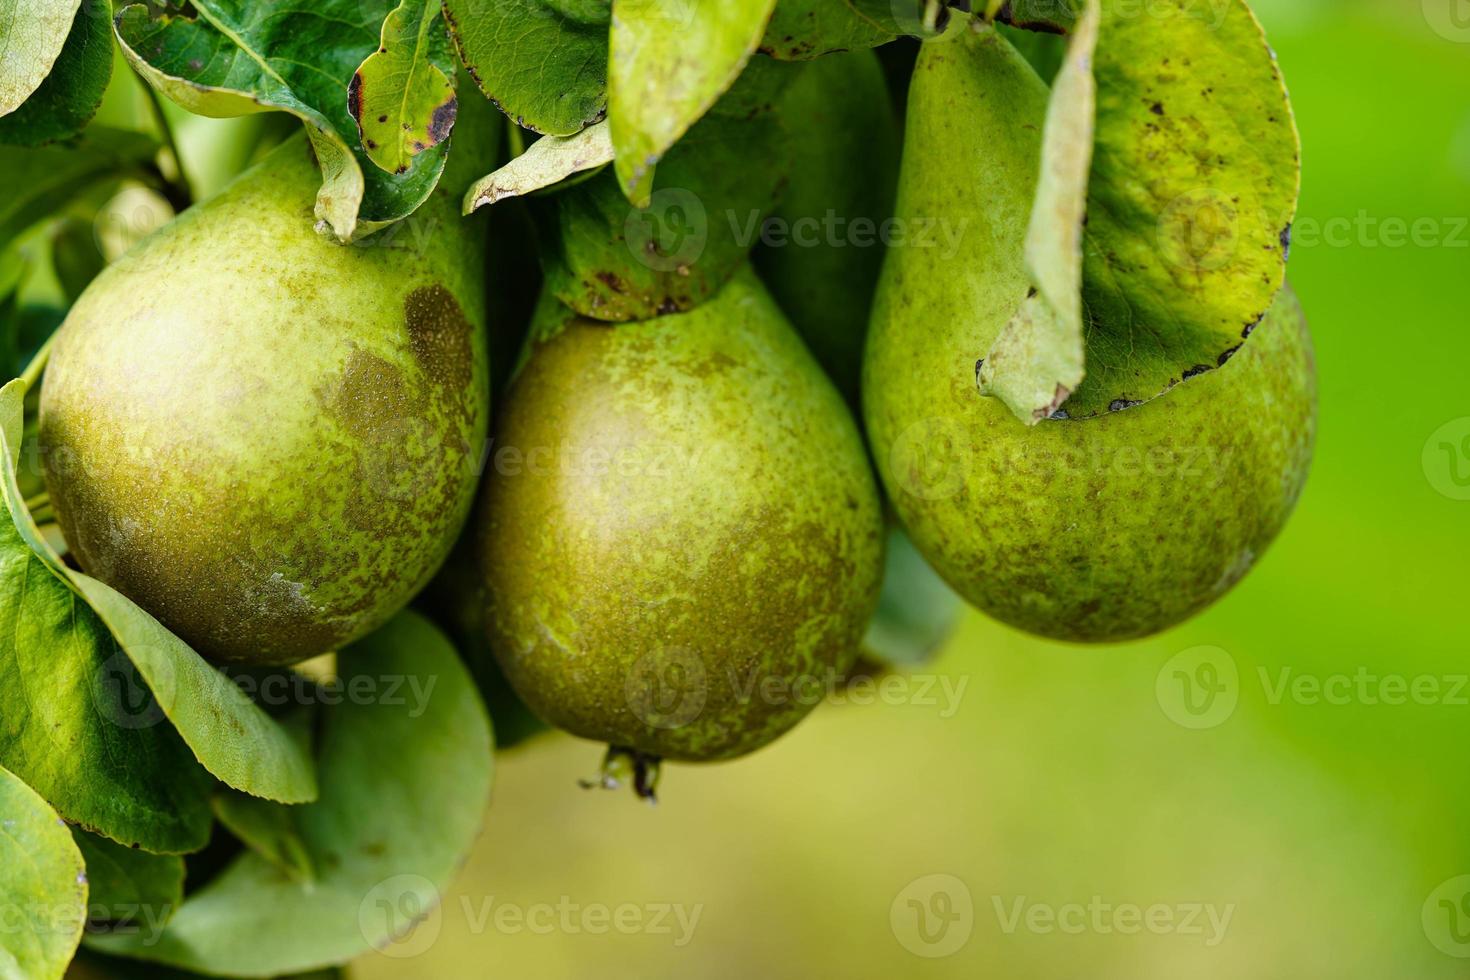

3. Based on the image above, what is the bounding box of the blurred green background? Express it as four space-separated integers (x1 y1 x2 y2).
342 2 1470 977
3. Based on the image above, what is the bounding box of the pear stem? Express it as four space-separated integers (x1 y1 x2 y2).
138 76 193 210
19 334 54 390
578 745 663 804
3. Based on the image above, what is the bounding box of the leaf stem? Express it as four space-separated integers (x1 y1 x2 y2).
20 333 55 391
138 76 194 210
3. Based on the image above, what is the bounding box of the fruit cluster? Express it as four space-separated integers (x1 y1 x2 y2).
30 3 1312 790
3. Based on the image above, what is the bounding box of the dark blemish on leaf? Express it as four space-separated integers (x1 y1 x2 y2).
1242 313 1264 339
1049 408 1070 420
974 358 985 385
995 0 1068 33
429 97 458 143
347 73 363 121
405 285 473 397
1182 363 1212 380
1280 223 1293 260
1150 101 1164 115
1109 398 1144 412
366 138 378 150
595 271 625 294
656 296 680 316
1026 286 1038 298
377 114 387 123
1218 345 1241 366
188 58 203 72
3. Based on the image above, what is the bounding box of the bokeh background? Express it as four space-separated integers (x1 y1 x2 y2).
338 2 1470 976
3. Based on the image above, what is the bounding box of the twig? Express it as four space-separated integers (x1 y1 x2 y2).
138 76 194 210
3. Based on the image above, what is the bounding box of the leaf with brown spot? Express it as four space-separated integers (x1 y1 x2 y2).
113 0 450 242
350 0 458 176
463 119 613 213
978 0 1301 422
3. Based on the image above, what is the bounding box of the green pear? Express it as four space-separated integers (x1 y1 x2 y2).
37 112 498 665
753 49 900 407
478 269 884 769
864 27 1317 643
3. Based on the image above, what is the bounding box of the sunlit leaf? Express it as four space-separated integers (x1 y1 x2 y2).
464 120 613 212
0 764 87 980
609 0 778 206
0 0 114 147
0 0 82 115
349 0 457 175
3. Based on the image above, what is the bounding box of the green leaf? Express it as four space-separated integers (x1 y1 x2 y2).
1064 0 1299 417
758 0 893 60
0 764 87 980
977 0 1097 422
113 0 450 242
0 0 82 115
210 705 316 882
537 61 793 321
464 119 613 212
87 611 495 976
0 0 114 147
66 573 321 803
861 524 962 668
211 787 315 885
71 828 185 931
609 0 778 206
444 0 610 136
349 0 457 176
0 126 159 245
0 389 214 854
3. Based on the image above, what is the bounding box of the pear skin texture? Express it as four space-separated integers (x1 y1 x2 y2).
38 133 492 665
864 29 1317 643
752 49 900 408
479 270 885 762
